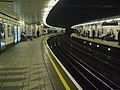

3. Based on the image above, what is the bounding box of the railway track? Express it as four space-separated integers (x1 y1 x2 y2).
47 34 120 90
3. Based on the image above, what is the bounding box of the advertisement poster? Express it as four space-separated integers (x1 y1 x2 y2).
17 26 21 42
14 25 17 43
0 23 6 51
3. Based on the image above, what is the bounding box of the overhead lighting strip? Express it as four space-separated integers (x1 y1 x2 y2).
71 17 120 29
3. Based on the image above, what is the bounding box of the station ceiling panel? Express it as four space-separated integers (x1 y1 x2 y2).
0 0 50 24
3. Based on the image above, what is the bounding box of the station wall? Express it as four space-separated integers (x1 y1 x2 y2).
0 13 21 46
76 22 120 40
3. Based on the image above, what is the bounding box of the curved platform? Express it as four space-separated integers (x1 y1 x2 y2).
71 33 120 49
0 35 78 90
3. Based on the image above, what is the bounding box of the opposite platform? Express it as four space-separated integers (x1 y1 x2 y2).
71 33 120 49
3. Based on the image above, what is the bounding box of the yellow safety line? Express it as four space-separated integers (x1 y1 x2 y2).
43 39 71 90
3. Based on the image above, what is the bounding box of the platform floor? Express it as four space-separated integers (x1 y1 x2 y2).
71 33 120 48
0 36 65 90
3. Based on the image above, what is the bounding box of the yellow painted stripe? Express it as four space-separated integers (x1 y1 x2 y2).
43 39 71 90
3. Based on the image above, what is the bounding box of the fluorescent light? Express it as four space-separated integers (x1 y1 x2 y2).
89 43 92 45
108 48 111 51
99 20 105 23
71 26 74 29
84 41 86 43
105 19 113 22
97 45 99 47
114 18 120 21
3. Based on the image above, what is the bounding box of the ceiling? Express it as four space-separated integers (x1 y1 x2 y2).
0 0 49 24
46 0 120 28
0 0 120 28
